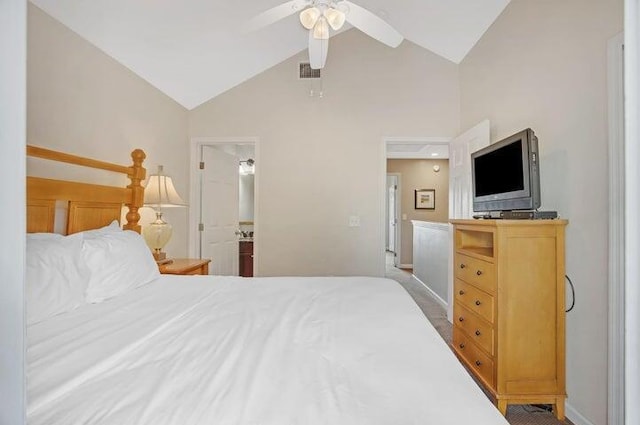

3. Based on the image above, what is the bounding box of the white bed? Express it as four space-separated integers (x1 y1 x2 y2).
27 275 508 425
25 145 509 425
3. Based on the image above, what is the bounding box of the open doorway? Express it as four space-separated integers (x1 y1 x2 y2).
189 138 258 276
383 137 451 272
238 154 255 277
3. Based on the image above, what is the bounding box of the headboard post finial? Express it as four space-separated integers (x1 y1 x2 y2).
124 149 147 233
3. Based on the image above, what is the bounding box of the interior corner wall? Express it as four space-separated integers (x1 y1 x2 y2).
189 30 460 277
26 4 190 257
0 1 26 424
459 0 623 423
386 159 450 266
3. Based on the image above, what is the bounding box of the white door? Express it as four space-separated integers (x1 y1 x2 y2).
447 120 490 321
386 174 400 267
449 119 491 219
200 146 239 275
388 185 396 253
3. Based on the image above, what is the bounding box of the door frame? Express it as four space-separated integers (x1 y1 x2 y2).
386 173 401 267
381 136 451 273
607 32 625 425
624 2 640 422
189 137 259 273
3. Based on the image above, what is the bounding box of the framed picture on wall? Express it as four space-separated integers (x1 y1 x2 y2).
415 189 435 210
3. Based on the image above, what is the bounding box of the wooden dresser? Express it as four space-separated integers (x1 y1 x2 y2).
450 219 568 420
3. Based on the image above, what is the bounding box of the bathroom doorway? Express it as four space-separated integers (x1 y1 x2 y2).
189 138 258 276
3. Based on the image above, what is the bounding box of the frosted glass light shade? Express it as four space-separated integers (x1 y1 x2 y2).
299 7 320 29
323 8 345 30
313 17 329 40
144 175 186 208
142 212 173 260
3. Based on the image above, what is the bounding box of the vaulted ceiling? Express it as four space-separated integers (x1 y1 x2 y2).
31 0 511 110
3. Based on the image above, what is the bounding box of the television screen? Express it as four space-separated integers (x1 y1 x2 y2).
474 139 525 197
471 128 540 212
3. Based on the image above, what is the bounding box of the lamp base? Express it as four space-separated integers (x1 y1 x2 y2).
155 258 173 266
152 251 167 261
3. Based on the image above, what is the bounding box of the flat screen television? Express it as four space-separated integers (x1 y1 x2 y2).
471 128 540 212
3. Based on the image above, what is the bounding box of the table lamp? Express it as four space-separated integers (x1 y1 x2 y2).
143 165 186 261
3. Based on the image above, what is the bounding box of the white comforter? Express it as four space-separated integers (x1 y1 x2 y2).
28 276 508 425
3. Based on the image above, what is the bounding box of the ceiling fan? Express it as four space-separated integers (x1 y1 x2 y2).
246 0 403 70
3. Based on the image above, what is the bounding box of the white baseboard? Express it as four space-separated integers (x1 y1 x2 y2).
398 263 413 269
412 274 448 310
566 402 595 425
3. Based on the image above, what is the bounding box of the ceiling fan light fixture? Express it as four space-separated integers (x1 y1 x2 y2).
323 7 346 30
313 16 330 40
299 7 321 30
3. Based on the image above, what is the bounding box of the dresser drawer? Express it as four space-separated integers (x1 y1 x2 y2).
454 279 495 323
454 303 494 355
454 253 496 293
453 327 495 388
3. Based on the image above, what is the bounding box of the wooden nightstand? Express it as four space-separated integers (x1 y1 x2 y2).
159 258 211 275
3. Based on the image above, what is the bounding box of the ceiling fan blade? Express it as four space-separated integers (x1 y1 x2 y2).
342 1 403 48
243 0 309 33
308 31 329 69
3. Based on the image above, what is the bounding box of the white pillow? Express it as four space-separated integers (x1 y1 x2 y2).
82 223 160 303
26 232 89 325
80 219 122 236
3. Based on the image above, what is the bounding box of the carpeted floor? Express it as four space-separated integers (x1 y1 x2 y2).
384 255 572 425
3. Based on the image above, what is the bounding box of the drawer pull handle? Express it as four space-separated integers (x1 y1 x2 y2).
459 290 465 295
460 263 466 269
458 317 464 322
475 300 482 306
475 360 482 367
459 343 465 349
476 270 483 276
475 330 481 336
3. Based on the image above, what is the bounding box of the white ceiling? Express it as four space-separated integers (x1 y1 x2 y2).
30 0 510 110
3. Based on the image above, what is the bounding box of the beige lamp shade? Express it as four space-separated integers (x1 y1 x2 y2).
143 174 186 208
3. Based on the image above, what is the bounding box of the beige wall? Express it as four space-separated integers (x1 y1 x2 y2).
1 1 26 423
460 0 623 423
27 4 190 257
387 159 449 266
190 29 460 277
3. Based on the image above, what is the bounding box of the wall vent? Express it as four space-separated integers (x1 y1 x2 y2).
299 62 321 79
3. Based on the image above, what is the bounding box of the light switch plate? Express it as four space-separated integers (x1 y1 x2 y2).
348 215 360 227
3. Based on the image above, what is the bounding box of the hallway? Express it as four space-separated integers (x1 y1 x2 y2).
384 252 451 341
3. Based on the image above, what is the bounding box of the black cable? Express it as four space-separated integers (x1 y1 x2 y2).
565 274 575 313
524 404 553 413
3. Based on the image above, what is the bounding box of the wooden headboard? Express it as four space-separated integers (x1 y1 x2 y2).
26 145 146 234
